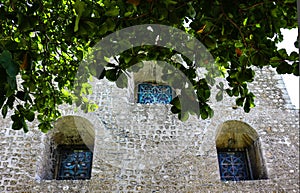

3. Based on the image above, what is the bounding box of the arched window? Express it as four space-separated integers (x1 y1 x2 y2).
37 116 95 180
52 116 95 180
215 120 267 181
137 83 172 104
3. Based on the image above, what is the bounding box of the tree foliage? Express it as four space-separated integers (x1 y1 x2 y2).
0 0 298 132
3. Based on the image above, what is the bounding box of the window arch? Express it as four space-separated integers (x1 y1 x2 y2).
37 116 95 180
215 120 267 181
52 116 95 180
130 61 174 104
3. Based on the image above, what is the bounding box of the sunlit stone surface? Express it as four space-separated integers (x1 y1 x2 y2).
0 67 298 192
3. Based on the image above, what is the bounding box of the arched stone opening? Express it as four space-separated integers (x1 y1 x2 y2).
215 120 267 181
52 115 95 150
132 61 175 104
37 116 95 180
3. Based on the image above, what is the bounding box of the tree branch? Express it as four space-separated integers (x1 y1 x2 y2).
242 2 264 11
221 5 247 47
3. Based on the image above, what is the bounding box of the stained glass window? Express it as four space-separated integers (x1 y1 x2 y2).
218 150 250 181
56 146 93 180
137 83 172 104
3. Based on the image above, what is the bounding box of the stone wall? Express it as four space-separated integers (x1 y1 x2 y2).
0 67 299 192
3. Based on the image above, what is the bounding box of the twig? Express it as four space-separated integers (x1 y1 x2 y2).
242 2 264 11
221 5 247 47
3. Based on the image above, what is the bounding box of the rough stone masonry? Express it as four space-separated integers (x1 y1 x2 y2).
0 66 299 193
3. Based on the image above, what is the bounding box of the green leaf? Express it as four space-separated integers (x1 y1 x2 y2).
2 104 8 118
276 61 293 74
219 82 224 89
99 24 108 35
251 52 265 67
289 51 299 60
234 42 243 48
204 104 214 118
236 97 245 106
270 56 282 67
243 17 248 26
284 0 296 3
292 62 299 76
24 110 35 122
12 120 23 130
11 114 19 122
164 0 177 6
18 15 35 32
74 0 87 32
0 50 19 78
232 87 239 96
200 109 208 119
11 113 24 130
278 49 288 58
216 90 223 101
105 18 116 32
178 111 189 121
17 105 25 113
237 68 254 82
16 91 26 101
7 77 17 94
171 106 181 114
105 6 120 17
204 89 211 99
204 36 216 49
124 11 133 17
116 73 128 88
105 69 118 81
6 96 15 109
38 122 51 133
226 89 233 97
239 55 248 66
0 96 5 109
207 106 214 118
22 120 28 133
243 97 251 113
170 96 181 110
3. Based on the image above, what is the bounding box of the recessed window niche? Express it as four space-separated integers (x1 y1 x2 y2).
36 116 95 180
215 120 268 181
131 61 176 104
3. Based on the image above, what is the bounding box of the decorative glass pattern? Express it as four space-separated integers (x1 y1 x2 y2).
57 147 93 180
218 151 250 181
137 83 172 104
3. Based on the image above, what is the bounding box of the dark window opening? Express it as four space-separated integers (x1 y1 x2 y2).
137 83 172 104
215 121 268 182
217 149 251 181
55 145 93 180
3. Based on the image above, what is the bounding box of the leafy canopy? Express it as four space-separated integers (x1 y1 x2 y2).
0 0 298 132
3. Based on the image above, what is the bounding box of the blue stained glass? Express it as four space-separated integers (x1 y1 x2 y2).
218 151 250 181
57 148 93 180
138 83 172 104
